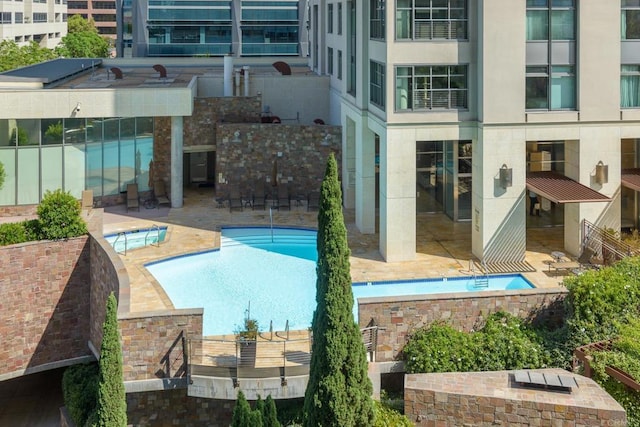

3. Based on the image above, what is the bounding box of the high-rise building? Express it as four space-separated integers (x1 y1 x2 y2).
308 0 640 262
0 0 68 48
117 0 309 58
67 0 117 39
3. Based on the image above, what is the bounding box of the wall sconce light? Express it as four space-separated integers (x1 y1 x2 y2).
595 161 608 184
233 130 241 141
321 133 332 146
499 164 512 189
74 102 81 113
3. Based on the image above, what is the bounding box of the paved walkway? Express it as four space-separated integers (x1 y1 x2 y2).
100 187 569 315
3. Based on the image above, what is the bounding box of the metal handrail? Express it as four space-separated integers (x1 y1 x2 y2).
145 224 160 247
112 232 127 255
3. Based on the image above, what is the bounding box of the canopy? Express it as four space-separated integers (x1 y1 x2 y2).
526 171 611 204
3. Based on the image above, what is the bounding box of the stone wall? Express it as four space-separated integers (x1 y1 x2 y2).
127 389 234 427
405 370 627 426
0 204 37 217
359 288 567 362
215 123 341 197
0 237 92 379
119 310 203 382
89 231 129 353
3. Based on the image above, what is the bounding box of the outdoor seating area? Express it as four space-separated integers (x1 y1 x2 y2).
218 185 320 212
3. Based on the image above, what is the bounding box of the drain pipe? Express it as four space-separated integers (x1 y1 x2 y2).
243 65 250 96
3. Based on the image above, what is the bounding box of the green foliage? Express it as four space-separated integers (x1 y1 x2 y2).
94 292 127 427
404 312 552 374
56 16 109 58
0 40 58 72
37 189 87 240
0 160 5 190
231 391 254 427
45 121 63 144
10 127 30 146
263 395 281 427
0 219 41 246
62 363 99 427
303 154 375 427
236 317 259 340
373 400 413 427
275 398 304 426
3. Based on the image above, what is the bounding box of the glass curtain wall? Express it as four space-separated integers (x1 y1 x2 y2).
526 140 565 226
621 138 640 229
621 65 640 108
241 0 299 55
416 140 471 221
0 117 153 206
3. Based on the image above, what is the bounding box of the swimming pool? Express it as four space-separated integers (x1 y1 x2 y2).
105 226 167 253
146 226 534 336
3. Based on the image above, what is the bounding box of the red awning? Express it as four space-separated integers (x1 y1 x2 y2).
622 168 640 192
526 171 611 204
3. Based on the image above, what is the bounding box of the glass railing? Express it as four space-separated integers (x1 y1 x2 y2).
148 43 232 56
241 42 298 55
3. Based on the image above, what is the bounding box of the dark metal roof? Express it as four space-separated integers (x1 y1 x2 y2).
526 171 611 204
622 168 640 192
0 58 102 86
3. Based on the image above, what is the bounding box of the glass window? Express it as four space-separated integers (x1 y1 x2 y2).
527 0 575 41
14 120 39 146
370 0 385 40
395 65 468 111
526 65 575 110
0 149 16 205
136 117 154 137
370 61 385 109
550 65 575 109
64 145 85 199
337 50 343 80
42 120 63 145
338 3 342 34
396 0 467 40
41 146 63 196
622 0 640 40
526 66 549 109
17 148 39 204
622 64 640 108
328 3 333 33
327 47 334 75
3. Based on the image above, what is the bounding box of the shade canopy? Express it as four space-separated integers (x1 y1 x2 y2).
622 168 640 192
526 171 611 204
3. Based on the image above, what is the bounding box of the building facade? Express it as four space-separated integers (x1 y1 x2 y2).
307 0 640 262
0 0 67 48
67 0 117 39
116 0 310 58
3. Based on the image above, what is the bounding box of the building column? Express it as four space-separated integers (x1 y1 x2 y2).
355 126 375 234
342 116 356 209
379 129 416 262
471 128 527 263
171 116 184 208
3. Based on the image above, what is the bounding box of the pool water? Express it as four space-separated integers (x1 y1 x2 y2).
105 226 167 253
146 227 534 336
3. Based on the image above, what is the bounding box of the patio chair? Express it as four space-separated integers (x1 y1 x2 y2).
81 190 93 213
229 189 244 212
277 185 291 211
126 183 140 211
307 191 320 211
252 185 266 210
154 179 171 208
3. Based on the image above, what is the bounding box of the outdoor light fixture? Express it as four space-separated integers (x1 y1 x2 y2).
499 164 512 189
595 161 608 184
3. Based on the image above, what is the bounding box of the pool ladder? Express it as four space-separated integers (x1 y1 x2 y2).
470 259 489 288
113 232 128 255
145 224 161 248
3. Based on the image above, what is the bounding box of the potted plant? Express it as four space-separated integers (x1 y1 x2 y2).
236 317 259 367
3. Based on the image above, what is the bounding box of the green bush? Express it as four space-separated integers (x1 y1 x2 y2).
0 222 29 246
37 189 87 240
404 312 551 374
62 363 99 427
373 400 413 427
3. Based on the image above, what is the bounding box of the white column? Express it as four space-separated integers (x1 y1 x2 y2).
171 116 184 208
355 126 375 234
342 116 356 209
242 66 250 96
223 55 234 97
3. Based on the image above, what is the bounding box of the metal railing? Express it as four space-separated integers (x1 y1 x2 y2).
145 224 161 247
112 232 128 255
469 259 489 287
582 219 640 265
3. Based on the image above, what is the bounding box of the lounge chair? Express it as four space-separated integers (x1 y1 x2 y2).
229 189 243 212
126 183 140 211
252 185 266 210
276 185 291 211
81 190 93 212
154 179 171 208
307 191 320 211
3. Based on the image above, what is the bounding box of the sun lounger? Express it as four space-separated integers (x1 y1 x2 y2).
549 261 581 276
252 185 266 210
229 189 243 212
276 185 291 211
154 179 171 208
126 183 140 211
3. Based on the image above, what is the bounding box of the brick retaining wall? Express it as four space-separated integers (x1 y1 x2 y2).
0 204 37 217
359 287 567 362
127 389 234 427
0 237 92 379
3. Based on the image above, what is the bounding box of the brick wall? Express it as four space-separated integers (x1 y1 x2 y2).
0 204 37 217
215 123 341 197
119 310 203 382
0 237 92 378
127 389 234 427
359 288 567 362
405 370 627 426
89 232 128 353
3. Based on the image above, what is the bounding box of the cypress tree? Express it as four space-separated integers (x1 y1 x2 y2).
231 390 253 427
303 154 375 426
262 395 280 427
95 292 127 427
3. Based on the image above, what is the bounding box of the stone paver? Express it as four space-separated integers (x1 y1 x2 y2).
100 187 569 315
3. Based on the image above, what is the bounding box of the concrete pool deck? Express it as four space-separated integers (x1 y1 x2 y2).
99 187 569 315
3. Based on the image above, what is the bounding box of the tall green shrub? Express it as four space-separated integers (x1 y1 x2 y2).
94 292 127 427
62 363 99 426
303 153 375 427
37 189 87 240
262 395 281 427
231 391 253 427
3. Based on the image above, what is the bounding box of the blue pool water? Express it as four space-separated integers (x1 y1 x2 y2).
105 226 167 252
146 227 534 336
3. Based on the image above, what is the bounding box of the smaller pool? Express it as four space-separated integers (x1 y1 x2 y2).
104 226 168 253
